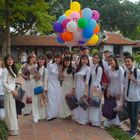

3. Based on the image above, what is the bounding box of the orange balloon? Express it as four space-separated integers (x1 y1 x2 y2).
94 24 100 34
62 31 73 41
79 10 82 17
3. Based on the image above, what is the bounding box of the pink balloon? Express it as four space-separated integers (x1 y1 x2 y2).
69 11 80 22
62 18 70 29
92 10 100 21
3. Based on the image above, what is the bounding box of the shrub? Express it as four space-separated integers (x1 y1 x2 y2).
0 121 8 140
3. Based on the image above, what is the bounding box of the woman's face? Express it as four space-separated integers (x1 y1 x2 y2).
64 60 70 67
55 57 61 64
92 54 100 64
38 58 45 66
81 57 89 65
108 57 116 68
124 58 133 69
0 60 3 67
6 57 14 66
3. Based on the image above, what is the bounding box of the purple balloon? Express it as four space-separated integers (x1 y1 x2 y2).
56 35 64 44
92 10 100 21
78 40 85 44
53 22 63 33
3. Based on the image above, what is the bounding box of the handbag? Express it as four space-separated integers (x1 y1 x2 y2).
89 96 101 107
26 96 32 104
15 83 25 101
0 95 4 108
102 97 117 120
101 71 109 91
65 94 78 110
34 86 44 95
117 106 129 121
78 95 89 110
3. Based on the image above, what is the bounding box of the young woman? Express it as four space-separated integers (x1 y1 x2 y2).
89 53 103 126
73 55 91 125
59 56 75 119
2 55 18 135
46 54 62 121
0 58 5 119
32 55 48 123
104 55 124 128
20 54 36 115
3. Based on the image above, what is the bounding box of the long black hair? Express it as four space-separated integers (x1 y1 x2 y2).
4 55 18 77
76 55 90 73
108 55 119 70
62 56 75 75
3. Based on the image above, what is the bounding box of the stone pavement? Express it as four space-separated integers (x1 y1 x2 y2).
8 115 114 140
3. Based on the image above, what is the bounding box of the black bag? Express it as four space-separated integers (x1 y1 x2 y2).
0 95 4 108
89 96 101 107
65 94 78 110
102 97 117 120
15 83 25 102
78 96 89 110
117 106 129 121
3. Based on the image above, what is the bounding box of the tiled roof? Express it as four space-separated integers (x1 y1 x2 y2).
104 32 137 45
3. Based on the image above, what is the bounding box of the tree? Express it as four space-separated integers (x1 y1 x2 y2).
0 0 55 56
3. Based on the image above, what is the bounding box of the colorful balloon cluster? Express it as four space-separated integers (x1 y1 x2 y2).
53 1 100 46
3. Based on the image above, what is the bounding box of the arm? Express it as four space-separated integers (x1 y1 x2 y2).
43 69 48 92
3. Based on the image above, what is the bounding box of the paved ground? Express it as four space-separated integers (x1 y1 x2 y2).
8 115 114 140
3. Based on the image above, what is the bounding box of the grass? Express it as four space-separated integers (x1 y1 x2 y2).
0 120 8 140
106 126 136 140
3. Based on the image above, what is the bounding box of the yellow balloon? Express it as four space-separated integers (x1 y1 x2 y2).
88 34 99 45
65 9 73 17
70 1 81 12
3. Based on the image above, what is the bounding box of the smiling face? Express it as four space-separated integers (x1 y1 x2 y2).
38 58 46 67
64 60 70 67
81 57 89 65
92 54 100 64
55 57 61 64
108 57 116 68
124 58 134 69
6 56 14 66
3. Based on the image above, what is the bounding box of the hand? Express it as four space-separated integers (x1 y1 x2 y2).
12 90 18 97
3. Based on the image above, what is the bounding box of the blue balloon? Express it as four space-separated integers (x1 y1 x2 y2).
56 36 64 44
82 8 92 20
53 22 63 33
82 27 93 39
88 19 97 29
58 15 67 23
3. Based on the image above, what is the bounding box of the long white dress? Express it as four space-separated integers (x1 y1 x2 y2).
89 64 103 126
32 66 48 122
0 68 5 119
104 66 124 127
73 65 90 125
59 68 74 118
2 68 18 134
21 64 36 115
46 63 61 120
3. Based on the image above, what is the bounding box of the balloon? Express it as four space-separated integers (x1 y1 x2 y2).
66 21 78 32
65 41 77 47
61 31 73 41
53 22 63 33
88 19 97 29
94 24 100 34
56 35 64 44
65 9 73 17
74 30 83 41
92 10 100 21
69 11 80 22
58 15 66 23
77 18 88 29
82 27 93 39
79 10 82 17
62 18 70 29
88 34 99 45
70 1 81 12
82 8 92 20
78 40 85 44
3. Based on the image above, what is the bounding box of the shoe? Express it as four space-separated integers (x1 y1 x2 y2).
47 117 56 121
129 132 137 138
9 130 18 136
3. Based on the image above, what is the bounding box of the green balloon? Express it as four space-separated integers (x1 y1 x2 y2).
78 18 88 29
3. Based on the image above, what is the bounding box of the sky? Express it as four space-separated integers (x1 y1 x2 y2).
128 0 139 3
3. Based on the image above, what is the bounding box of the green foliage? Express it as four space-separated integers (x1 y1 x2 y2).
0 121 8 140
106 126 135 140
92 48 99 55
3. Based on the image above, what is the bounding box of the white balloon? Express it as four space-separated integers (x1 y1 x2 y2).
74 29 83 41
66 21 78 33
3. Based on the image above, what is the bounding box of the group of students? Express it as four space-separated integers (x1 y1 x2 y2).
0 47 140 138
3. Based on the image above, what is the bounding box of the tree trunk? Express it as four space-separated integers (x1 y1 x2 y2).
5 0 11 55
